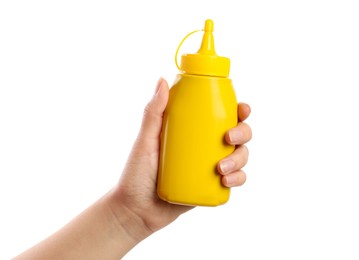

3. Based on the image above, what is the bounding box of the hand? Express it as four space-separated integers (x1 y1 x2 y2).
14 78 252 259
110 78 252 235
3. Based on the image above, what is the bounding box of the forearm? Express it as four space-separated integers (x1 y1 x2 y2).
14 189 152 259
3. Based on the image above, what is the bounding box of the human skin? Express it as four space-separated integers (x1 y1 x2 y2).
14 78 252 259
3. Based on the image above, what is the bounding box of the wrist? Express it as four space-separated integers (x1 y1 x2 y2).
103 188 154 245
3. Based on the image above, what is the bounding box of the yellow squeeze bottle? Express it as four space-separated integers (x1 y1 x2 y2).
157 19 237 206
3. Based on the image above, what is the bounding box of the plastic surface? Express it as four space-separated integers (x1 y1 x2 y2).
157 19 237 206
180 19 230 77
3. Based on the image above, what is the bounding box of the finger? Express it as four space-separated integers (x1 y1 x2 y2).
222 170 247 187
238 103 251 122
225 122 252 145
138 78 169 141
217 145 249 175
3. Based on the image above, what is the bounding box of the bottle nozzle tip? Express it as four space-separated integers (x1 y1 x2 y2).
204 19 214 32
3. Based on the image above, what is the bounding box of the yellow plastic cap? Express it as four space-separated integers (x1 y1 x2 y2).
180 19 230 77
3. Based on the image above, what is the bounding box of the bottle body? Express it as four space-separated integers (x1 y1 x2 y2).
157 73 237 206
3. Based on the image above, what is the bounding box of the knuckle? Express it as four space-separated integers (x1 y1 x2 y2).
242 145 249 158
242 122 252 137
143 103 152 116
247 126 253 140
241 171 247 184
236 145 249 159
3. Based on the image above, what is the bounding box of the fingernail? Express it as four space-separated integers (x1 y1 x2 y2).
155 77 163 95
225 175 236 186
229 130 242 143
220 159 235 174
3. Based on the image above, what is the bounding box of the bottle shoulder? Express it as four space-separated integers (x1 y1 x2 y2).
167 74 237 115
170 74 235 97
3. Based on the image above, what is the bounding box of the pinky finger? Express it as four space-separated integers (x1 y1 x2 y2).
222 170 247 187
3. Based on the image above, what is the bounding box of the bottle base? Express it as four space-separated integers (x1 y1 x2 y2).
158 192 229 207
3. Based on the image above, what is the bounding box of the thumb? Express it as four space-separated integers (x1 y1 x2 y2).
138 78 169 142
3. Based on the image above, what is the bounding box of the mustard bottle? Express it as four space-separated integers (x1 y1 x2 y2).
157 19 237 206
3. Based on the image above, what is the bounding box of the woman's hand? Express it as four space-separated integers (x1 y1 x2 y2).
15 78 252 259
110 78 252 236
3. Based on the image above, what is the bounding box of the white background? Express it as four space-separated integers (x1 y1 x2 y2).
1 0 359 259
